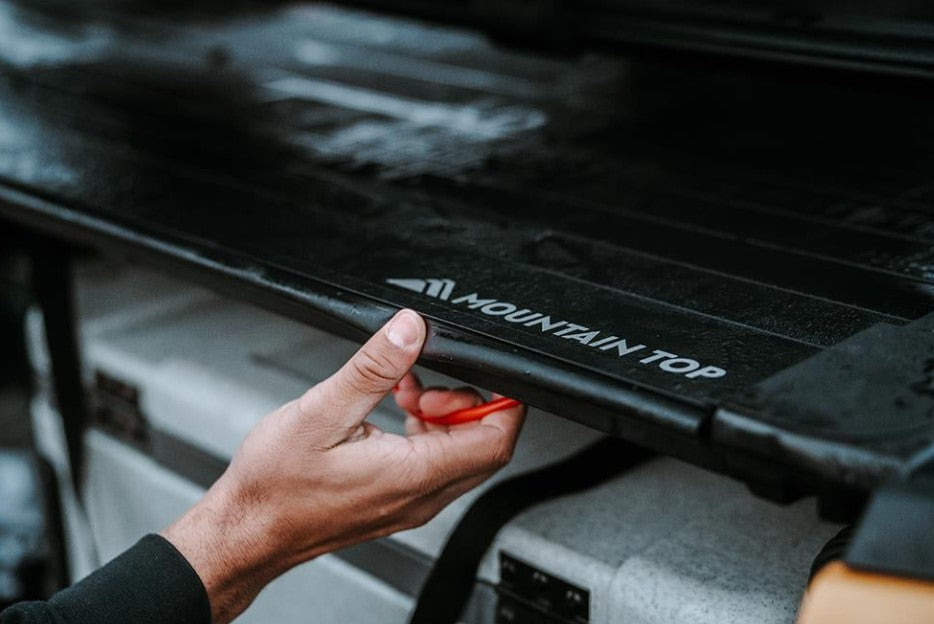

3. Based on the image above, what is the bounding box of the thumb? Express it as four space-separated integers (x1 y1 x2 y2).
298 309 426 440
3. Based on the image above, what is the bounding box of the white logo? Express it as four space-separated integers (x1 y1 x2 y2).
386 278 455 301
384 277 726 380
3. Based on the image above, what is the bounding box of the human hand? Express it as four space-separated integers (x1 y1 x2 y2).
162 309 525 624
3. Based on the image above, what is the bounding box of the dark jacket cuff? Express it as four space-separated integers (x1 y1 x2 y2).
50 534 210 624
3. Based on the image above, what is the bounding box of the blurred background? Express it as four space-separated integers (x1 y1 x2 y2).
0 229 68 609
2 1 933 621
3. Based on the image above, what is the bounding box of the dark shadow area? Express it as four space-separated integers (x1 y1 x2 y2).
0 225 32 450
0 225 67 605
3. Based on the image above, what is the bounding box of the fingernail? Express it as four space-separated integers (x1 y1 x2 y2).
386 310 421 349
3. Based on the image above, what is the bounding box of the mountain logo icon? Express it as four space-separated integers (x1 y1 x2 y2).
385 278 456 301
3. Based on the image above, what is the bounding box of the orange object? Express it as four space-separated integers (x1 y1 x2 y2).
405 396 521 425
798 561 934 624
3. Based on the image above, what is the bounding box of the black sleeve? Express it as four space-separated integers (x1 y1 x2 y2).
0 534 210 624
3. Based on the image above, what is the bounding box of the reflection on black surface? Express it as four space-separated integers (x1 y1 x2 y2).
2 1 934 405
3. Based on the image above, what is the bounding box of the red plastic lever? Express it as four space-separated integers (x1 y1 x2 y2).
403 396 521 426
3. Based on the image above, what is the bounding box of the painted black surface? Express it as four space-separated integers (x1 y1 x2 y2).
1 2 934 490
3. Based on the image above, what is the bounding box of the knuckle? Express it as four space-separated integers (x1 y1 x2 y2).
489 440 514 469
407 463 440 499
296 390 320 419
347 349 399 394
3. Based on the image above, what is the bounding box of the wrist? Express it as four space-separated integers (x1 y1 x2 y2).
161 477 288 624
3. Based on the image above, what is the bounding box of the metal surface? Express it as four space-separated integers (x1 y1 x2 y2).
1 2 934 493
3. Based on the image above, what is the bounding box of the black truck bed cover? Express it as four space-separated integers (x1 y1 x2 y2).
2 1 934 497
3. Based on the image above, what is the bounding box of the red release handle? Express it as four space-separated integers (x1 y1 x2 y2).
394 394 521 426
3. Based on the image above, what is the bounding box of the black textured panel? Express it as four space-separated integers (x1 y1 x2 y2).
2 2 934 491
718 324 934 486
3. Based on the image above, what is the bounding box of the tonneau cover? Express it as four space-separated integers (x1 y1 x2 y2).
2 1 934 495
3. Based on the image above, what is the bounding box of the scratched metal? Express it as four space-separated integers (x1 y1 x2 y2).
2 2 934 488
